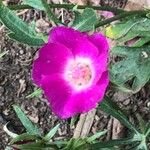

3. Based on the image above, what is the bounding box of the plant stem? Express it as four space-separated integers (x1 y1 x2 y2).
41 0 63 25
95 10 147 27
8 3 124 14
7 3 148 27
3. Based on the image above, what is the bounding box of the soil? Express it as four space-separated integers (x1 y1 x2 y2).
0 0 150 150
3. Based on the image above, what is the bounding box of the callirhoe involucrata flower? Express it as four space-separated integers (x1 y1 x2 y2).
32 26 109 119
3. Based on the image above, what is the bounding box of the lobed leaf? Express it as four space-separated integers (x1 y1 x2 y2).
105 18 140 39
105 17 150 47
110 46 150 93
72 8 98 32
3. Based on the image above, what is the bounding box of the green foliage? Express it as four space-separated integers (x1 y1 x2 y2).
23 0 62 24
0 3 44 46
99 97 150 150
10 133 40 144
72 8 98 32
40 0 62 25
100 97 138 133
87 130 107 143
23 0 44 10
145 122 150 137
13 141 57 150
3 123 18 138
63 138 88 150
0 51 8 58
70 115 79 127
110 46 150 93
89 138 136 149
4 103 150 150
43 124 60 142
13 105 41 136
1 1 150 149
4 147 13 150
106 17 150 47
26 88 42 98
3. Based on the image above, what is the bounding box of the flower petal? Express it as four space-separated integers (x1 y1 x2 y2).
40 72 109 119
88 33 109 81
88 33 109 56
40 74 73 118
32 43 73 85
48 26 85 49
71 39 99 59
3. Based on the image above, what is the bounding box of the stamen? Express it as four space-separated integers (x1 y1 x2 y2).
65 57 93 90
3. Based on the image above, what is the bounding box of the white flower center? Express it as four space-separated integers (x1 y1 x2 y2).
64 57 94 91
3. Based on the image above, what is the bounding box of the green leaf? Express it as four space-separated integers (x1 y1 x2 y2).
89 133 142 150
70 115 79 127
145 122 150 137
5 146 13 150
26 88 42 98
98 148 118 150
8 32 44 46
100 97 138 133
43 124 60 141
110 46 150 93
0 3 44 46
53 141 68 148
63 138 87 150
136 114 146 134
0 51 8 58
132 134 147 150
135 143 148 150
89 137 137 149
132 37 150 47
13 141 58 150
10 133 40 144
105 17 141 39
105 17 150 47
72 8 98 32
23 0 45 10
3 123 18 138
13 105 41 136
87 130 107 143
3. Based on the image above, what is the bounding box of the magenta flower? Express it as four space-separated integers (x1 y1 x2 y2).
32 26 109 119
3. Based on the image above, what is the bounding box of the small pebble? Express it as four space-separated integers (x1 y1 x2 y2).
19 50 24 55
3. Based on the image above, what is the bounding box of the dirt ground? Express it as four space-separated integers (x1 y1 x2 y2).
0 0 150 149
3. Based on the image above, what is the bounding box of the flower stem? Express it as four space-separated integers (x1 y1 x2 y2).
8 3 124 14
95 10 147 27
